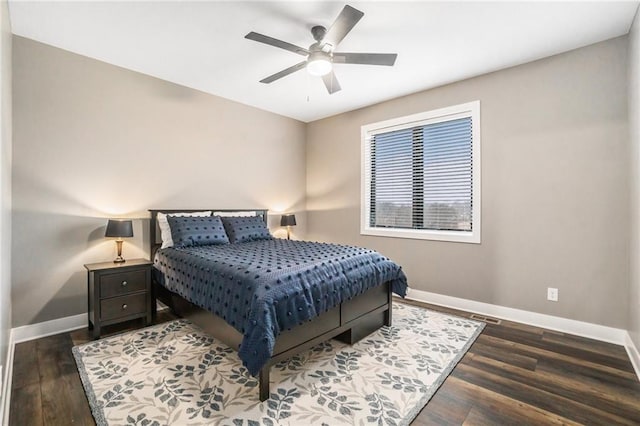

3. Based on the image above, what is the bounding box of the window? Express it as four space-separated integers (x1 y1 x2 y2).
361 101 481 243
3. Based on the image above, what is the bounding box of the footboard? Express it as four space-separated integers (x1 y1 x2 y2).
257 282 392 400
337 281 391 344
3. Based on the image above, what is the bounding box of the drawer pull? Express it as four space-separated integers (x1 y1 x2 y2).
121 281 128 287
122 304 128 310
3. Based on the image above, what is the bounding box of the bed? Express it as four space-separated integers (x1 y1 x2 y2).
149 209 408 401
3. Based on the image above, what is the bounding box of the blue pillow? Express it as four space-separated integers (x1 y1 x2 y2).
221 216 272 243
167 215 229 247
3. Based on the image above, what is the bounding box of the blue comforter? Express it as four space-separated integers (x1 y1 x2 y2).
153 238 408 375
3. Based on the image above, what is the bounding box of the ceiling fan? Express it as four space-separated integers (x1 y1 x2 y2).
245 5 397 94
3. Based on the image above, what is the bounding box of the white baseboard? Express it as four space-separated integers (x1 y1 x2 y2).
11 302 167 345
1 329 14 425
625 332 640 380
12 313 86 344
403 288 628 345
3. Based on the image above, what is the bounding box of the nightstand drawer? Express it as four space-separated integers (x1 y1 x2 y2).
100 270 147 298
100 293 147 321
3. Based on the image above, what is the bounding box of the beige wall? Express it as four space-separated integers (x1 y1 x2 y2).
307 37 629 328
0 0 11 375
629 10 640 349
12 36 306 327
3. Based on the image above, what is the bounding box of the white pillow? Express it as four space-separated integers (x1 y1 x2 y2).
157 211 212 249
213 211 257 217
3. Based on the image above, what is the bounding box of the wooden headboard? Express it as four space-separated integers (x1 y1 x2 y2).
148 209 269 259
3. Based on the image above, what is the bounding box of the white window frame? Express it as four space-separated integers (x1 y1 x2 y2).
361 100 481 244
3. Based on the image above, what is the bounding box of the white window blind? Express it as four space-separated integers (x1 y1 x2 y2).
362 101 480 243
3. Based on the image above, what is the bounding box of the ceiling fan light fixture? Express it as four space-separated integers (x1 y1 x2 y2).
307 52 332 76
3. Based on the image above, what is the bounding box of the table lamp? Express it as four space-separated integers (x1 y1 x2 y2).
105 219 133 263
280 214 296 240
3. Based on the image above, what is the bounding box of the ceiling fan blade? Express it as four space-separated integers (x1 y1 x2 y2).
333 52 397 66
322 71 342 94
259 61 307 84
245 32 309 56
323 5 364 48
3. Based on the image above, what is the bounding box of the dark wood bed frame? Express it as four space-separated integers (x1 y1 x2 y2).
148 209 392 401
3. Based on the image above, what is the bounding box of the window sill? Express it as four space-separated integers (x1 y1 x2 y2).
360 227 481 244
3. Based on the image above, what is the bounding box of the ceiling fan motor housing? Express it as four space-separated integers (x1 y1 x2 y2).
311 25 327 42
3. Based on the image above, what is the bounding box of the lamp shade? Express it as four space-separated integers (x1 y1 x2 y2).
105 219 133 238
280 214 297 227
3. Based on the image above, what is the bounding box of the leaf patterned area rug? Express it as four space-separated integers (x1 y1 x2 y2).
73 302 484 425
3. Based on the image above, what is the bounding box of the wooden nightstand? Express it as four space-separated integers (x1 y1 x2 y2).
84 258 152 339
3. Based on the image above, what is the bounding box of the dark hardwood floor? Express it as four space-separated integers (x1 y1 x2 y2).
9 301 640 425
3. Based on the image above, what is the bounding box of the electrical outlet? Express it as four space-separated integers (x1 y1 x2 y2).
547 287 559 302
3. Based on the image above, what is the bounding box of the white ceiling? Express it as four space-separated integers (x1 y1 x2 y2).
9 1 640 122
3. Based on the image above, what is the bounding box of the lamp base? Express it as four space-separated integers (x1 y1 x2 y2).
113 239 126 263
